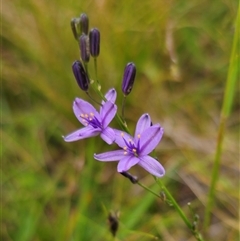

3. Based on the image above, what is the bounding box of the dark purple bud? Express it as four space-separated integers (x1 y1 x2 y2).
79 13 89 35
121 62 136 96
120 171 138 184
79 34 90 63
89 28 100 57
72 60 89 91
70 18 78 40
108 211 119 237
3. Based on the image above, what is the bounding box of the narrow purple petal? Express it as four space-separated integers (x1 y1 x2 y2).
100 101 117 127
138 155 165 177
114 129 133 148
139 125 164 155
94 150 126 161
117 156 139 172
63 126 99 142
100 127 116 144
134 113 151 138
104 88 117 104
73 98 100 125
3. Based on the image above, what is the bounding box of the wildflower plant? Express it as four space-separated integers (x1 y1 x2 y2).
65 13 206 241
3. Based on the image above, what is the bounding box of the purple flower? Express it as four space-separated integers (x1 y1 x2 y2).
63 89 117 144
94 114 165 177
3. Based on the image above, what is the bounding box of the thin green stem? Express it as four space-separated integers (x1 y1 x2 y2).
121 95 126 120
93 57 100 88
155 179 204 241
155 179 192 229
137 181 161 198
137 178 204 241
203 6 239 230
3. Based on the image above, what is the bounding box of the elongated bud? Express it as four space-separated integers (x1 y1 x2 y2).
79 34 90 63
79 13 89 35
72 60 89 91
108 211 119 237
121 62 136 95
70 18 78 40
89 28 100 57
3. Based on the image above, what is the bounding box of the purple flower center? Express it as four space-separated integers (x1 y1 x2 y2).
80 113 102 129
121 132 141 157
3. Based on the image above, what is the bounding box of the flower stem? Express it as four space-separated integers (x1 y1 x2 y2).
155 179 192 229
93 57 101 89
153 178 204 241
137 181 161 198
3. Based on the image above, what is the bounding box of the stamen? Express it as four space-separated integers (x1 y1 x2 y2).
123 146 127 150
137 134 140 139
121 132 124 137
132 148 136 153
80 114 84 118
124 151 127 155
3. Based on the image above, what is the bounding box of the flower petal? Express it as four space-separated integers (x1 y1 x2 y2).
73 98 100 125
114 129 133 148
134 113 151 138
138 155 165 177
100 127 116 144
100 101 117 127
139 125 164 155
117 156 139 172
63 126 99 142
104 88 117 104
94 150 125 161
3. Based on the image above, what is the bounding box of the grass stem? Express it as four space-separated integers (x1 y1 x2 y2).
203 6 239 230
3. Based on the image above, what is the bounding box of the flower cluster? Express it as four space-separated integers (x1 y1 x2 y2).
64 13 165 178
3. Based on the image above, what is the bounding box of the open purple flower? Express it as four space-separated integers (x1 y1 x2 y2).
63 89 117 144
94 113 165 177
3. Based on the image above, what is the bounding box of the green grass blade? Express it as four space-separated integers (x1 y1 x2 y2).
203 4 240 230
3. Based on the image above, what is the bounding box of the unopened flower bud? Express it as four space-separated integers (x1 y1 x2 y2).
70 18 78 40
79 34 90 63
79 13 89 35
108 211 119 237
121 62 136 95
89 28 100 57
72 60 89 91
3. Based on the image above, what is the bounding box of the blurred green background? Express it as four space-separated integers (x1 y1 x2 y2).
2 0 239 240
